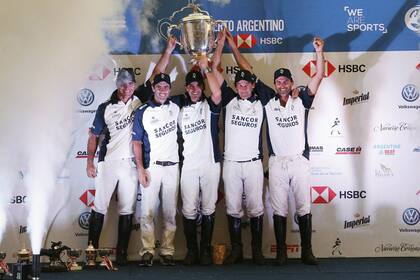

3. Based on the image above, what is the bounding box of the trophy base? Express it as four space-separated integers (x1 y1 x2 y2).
41 264 67 273
84 264 97 270
68 264 83 271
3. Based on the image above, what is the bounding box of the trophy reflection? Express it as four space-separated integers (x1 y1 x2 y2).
98 248 117 271
84 241 97 269
158 0 223 63
67 249 82 271
0 252 12 277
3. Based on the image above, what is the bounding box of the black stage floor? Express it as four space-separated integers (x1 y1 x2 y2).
19 258 419 280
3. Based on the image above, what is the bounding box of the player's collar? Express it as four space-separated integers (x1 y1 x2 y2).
148 96 170 107
237 93 257 102
184 91 205 105
109 89 135 104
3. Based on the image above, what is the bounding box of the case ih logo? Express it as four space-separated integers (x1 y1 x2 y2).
79 190 96 207
303 60 336 78
234 34 257 48
311 186 336 204
89 64 111 81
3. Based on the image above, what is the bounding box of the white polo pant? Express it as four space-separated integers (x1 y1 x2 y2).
181 162 220 220
268 155 311 217
92 158 138 215
223 160 264 218
139 163 179 256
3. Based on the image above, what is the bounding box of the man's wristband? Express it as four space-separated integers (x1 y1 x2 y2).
203 66 212 74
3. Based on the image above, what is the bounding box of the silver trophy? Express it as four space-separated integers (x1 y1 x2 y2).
158 0 223 63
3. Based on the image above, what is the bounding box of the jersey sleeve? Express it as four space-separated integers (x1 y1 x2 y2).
134 80 153 103
298 86 315 109
207 96 222 114
255 79 276 106
132 106 147 142
221 80 236 107
90 103 107 135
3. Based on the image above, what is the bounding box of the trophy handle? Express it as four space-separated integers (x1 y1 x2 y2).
167 24 183 48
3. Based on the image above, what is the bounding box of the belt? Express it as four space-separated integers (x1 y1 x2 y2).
235 157 260 163
155 161 177 166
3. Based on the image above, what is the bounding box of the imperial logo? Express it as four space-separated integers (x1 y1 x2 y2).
302 60 336 78
311 186 336 204
79 189 95 207
336 146 362 155
89 64 111 81
233 34 257 48
343 90 370 106
344 213 371 229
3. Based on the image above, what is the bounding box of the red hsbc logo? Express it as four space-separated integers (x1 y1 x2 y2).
79 189 96 207
311 186 336 204
234 34 257 48
303 60 336 78
89 64 111 81
417 63 420 71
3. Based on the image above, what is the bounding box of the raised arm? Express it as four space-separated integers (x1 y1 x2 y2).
211 28 226 86
150 36 177 80
198 56 221 105
226 30 253 72
307 37 325 96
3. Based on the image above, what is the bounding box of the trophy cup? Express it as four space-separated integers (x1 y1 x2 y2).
67 249 82 271
98 248 117 271
12 248 32 280
40 241 70 272
0 252 12 277
158 0 223 63
84 241 97 269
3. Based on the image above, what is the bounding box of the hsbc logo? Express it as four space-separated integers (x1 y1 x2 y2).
311 186 336 204
312 186 366 204
89 64 111 81
402 208 420 226
234 34 257 48
303 60 336 78
79 189 95 207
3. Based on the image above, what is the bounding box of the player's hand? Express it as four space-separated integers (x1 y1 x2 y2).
166 35 177 53
216 27 226 47
313 37 324 52
198 55 209 70
138 168 151 187
86 162 97 178
291 88 300 99
225 29 236 49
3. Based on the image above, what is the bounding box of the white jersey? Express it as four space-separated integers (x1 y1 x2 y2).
257 80 314 158
221 81 264 161
178 96 221 167
132 99 180 168
91 92 142 161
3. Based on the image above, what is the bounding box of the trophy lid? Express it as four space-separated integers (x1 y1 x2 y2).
85 241 96 252
182 12 211 22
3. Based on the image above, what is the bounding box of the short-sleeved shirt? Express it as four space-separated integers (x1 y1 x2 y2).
178 95 221 167
132 91 181 169
221 81 264 162
90 82 152 162
256 79 314 159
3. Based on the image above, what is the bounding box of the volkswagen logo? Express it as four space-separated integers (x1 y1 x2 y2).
77 88 95 106
402 208 420 226
401 84 419 102
78 212 91 230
